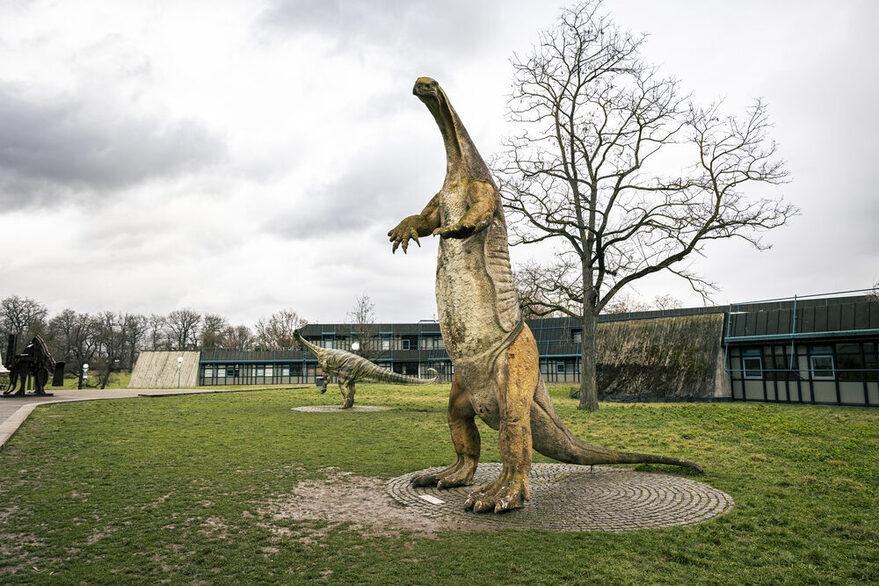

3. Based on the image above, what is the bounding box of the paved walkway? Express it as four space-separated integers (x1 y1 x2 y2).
387 463 734 532
0 386 305 448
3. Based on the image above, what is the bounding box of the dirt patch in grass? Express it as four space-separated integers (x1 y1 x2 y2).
0 532 45 576
199 516 230 539
259 468 486 540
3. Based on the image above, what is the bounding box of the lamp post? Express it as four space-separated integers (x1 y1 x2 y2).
177 356 183 388
82 363 89 390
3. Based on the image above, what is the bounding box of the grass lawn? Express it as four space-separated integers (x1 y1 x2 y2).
1 384 877 584
52 372 132 390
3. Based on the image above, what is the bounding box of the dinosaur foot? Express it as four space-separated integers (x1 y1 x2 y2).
464 470 530 514
411 457 477 489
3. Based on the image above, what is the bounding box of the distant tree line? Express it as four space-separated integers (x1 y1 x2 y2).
0 295 308 387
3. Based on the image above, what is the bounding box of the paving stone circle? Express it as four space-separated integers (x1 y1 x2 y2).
387 463 733 532
291 405 391 413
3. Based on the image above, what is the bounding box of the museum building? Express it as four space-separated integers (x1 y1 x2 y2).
152 291 879 407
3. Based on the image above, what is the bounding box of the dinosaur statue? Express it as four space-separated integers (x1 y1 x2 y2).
294 331 438 408
387 77 702 514
4 335 55 396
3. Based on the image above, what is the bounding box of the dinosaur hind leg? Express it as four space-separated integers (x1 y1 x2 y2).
465 329 539 513
340 381 355 409
411 374 480 489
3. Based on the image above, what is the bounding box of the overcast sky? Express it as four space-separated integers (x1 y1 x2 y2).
0 0 876 326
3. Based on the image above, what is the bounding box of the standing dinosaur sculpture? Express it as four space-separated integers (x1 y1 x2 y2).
294 331 437 408
387 77 702 514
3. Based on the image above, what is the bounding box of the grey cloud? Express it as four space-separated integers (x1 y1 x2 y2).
0 84 227 209
257 0 497 59
267 131 441 239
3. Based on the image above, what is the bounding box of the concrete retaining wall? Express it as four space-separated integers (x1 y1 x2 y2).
129 351 200 388
596 313 728 400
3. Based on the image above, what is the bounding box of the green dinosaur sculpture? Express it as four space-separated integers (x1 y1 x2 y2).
294 331 438 408
387 77 702 514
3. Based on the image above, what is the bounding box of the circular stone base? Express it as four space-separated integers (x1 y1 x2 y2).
387 463 733 532
291 405 391 413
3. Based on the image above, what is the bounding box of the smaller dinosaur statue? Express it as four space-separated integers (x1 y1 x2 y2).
294 331 438 408
4 335 55 396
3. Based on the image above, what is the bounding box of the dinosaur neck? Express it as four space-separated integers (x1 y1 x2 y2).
294 331 324 358
425 90 491 183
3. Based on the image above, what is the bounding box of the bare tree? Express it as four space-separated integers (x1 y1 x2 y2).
166 309 201 350
95 312 127 389
255 309 307 348
497 0 795 410
52 311 100 389
223 324 254 349
46 309 79 364
121 313 148 370
1 295 48 345
514 261 575 319
201 313 229 348
147 314 168 350
602 293 650 315
346 293 379 359
653 294 683 311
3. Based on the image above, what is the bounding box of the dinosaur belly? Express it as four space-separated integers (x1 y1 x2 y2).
436 234 507 362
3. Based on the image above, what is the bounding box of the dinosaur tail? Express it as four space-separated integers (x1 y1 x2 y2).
530 378 703 472
366 366 438 385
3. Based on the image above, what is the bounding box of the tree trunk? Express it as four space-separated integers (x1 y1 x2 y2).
577 309 599 411
100 366 111 389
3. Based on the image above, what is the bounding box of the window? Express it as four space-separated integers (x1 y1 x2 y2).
265 366 274 378
203 366 214 378
216 367 226 378
836 343 864 382
322 338 334 349
381 338 391 351
281 365 290 377
557 361 566 374
571 329 582 343
740 349 762 379
865 343 879 382
225 365 238 378
810 355 835 380
422 336 443 349
255 365 265 377
402 339 411 350
743 357 763 379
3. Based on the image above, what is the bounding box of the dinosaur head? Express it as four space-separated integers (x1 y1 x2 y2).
413 77 440 101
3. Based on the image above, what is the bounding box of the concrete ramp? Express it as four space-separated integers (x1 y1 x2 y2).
129 351 200 388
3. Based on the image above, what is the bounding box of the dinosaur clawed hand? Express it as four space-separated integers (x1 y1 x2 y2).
388 216 426 254
432 221 475 239
464 469 530 514
411 457 477 489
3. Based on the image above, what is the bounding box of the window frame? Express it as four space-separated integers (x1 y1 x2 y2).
810 354 835 380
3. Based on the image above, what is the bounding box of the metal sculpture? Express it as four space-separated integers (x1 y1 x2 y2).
4 335 56 396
